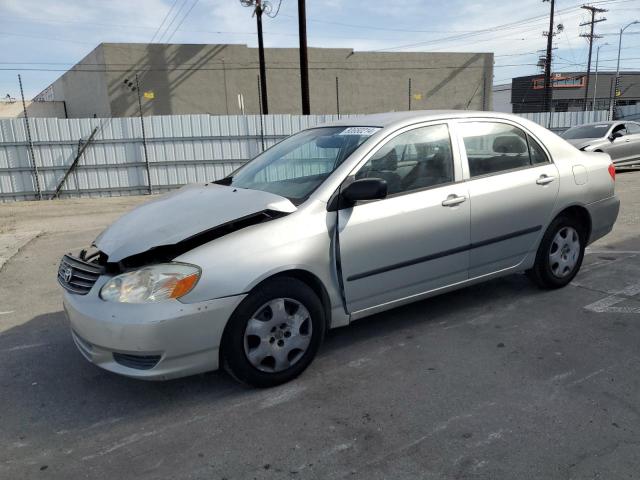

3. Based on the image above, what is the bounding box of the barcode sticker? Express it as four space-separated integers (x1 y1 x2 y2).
339 127 382 136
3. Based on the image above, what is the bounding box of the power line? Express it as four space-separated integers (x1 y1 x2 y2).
156 0 189 43
165 0 200 42
150 0 181 43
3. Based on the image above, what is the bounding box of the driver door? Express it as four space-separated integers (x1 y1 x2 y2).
337 123 470 315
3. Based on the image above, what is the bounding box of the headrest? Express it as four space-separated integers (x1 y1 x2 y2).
371 148 398 171
493 135 527 154
316 135 345 149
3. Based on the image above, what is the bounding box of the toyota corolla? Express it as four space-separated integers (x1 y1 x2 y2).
59 111 620 387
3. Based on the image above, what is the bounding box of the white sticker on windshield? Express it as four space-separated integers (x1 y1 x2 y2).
339 127 382 136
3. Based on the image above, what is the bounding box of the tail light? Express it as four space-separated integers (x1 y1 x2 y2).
608 163 616 181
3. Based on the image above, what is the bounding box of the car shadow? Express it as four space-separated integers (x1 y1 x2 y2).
0 273 541 435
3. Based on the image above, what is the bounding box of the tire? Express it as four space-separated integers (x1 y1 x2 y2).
221 277 325 388
527 214 587 289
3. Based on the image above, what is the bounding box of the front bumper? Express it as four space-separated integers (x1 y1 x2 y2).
63 285 246 380
586 195 620 245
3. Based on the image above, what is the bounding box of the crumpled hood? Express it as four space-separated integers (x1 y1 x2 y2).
94 183 296 262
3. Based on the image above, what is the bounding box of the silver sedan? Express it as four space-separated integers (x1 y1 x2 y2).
561 120 640 167
59 111 620 387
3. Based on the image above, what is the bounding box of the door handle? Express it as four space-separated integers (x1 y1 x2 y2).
441 194 467 207
536 174 556 185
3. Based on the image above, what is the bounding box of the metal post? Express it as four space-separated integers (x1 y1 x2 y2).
335 76 340 118
135 74 152 195
592 44 606 112
18 74 42 200
408 78 412 111
298 0 310 115
610 21 639 120
257 75 265 152
543 0 555 115
256 1 269 115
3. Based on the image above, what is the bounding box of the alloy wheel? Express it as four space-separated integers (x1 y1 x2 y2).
243 298 313 373
548 226 581 278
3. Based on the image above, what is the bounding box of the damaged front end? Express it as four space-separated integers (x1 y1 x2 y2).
58 183 296 295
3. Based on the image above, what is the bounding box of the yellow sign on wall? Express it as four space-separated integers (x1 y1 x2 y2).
143 91 155 99
413 93 423 100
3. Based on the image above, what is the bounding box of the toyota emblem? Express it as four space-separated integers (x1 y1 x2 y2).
63 267 73 283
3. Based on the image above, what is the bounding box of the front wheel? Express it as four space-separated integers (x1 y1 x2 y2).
221 277 325 387
527 215 586 289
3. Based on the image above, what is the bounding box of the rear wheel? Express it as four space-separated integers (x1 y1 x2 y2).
221 277 325 387
527 215 586 289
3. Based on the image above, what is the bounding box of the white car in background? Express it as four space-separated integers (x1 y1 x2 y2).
561 120 640 167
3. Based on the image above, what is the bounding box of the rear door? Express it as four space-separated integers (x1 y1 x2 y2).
606 124 631 162
456 120 560 278
620 122 640 162
337 122 470 314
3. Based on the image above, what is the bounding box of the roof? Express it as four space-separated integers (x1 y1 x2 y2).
323 110 525 129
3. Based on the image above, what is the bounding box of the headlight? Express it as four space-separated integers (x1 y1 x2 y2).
100 263 201 303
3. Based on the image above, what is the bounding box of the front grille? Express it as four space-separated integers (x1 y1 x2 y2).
58 254 103 295
113 353 161 370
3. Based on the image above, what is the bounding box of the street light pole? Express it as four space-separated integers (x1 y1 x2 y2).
609 20 639 119
592 43 608 112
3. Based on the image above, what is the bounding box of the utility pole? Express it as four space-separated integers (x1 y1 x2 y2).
542 0 556 115
580 5 607 111
241 0 270 114
124 75 152 194
298 0 310 115
255 0 269 114
18 74 42 200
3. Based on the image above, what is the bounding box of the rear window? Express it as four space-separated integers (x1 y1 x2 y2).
561 124 610 139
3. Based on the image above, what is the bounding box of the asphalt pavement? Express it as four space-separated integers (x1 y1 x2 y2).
1 172 639 480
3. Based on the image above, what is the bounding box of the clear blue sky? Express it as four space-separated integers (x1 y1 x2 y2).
1 0 639 100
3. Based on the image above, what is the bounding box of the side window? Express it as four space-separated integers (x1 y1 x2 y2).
459 122 537 177
626 123 640 134
527 135 549 165
355 124 454 195
612 124 628 136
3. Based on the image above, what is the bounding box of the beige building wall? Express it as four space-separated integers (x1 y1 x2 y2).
0 100 67 118
40 43 493 118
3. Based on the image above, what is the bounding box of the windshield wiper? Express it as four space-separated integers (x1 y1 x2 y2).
213 176 233 186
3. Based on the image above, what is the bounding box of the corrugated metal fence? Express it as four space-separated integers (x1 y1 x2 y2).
0 114 357 202
1 108 638 202
518 109 610 131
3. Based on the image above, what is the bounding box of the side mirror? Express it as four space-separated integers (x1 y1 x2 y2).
341 178 387 206
609 131 624 141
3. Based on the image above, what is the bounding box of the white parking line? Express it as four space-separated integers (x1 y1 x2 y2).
584 282 640 314
0 311 14 315
2 342 48 352
586 250 640 255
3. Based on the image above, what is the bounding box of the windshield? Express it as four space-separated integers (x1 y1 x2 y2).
561 124 611 139
227 126 380 203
